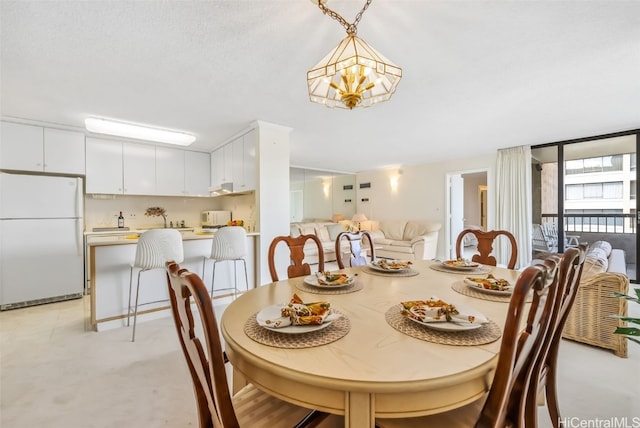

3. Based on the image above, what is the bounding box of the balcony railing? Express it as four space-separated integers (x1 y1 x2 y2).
541 213 636 234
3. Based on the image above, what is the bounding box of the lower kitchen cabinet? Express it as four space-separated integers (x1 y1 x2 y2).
88 233 257 331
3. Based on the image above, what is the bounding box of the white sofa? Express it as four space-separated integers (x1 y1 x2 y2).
289 220 348 264
367 220 441 260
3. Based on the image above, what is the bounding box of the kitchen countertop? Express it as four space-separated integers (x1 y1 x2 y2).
85 229 259 246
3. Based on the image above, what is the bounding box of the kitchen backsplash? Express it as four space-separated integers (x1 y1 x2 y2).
84 193 256 231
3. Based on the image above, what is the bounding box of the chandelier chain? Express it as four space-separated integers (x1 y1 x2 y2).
317 0 373 35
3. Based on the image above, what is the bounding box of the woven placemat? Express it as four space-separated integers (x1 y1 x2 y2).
295 280 363 294
451 281 513 303
429 264 492 275
385 304 501 346
244 311 350 349
361 266 419 277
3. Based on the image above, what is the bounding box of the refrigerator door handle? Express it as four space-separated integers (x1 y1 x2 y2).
76 219 83 257
75 177 84 218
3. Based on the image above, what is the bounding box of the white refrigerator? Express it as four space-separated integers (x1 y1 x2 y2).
0 172 84 310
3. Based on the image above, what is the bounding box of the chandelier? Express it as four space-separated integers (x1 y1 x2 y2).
307 0 402 110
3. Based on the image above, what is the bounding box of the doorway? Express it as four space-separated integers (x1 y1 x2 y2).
445 169 490 259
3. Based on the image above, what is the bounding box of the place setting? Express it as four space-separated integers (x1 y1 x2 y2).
451 273 515 303
429 258 493 275
295 271 363 294
361 259 419 277
385 296 502 346
244 293 351 348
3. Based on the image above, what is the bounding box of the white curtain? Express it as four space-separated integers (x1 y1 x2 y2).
496 146 532 269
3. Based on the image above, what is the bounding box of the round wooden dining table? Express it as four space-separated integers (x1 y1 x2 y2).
220 259 522 428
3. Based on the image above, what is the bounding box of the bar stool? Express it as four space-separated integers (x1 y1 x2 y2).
202 226 248 299
127 228 183 342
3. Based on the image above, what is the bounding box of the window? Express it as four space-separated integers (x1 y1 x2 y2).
565 155 623 174
565 182 623 200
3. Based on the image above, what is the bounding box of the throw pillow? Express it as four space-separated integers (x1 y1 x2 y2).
326 223 346 241
290 224 301 238
581 247 609 280
315 225 330 242
589 241 612 257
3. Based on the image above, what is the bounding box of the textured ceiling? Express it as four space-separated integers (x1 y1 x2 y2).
1 1 639 173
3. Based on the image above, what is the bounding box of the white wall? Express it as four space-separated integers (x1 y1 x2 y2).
355 153 497 259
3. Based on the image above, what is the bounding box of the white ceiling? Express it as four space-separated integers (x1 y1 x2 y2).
1 1 639 174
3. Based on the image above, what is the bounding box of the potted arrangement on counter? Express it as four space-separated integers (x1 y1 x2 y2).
145 207 168 228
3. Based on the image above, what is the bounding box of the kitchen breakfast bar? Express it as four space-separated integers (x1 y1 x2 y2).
85 230 259 331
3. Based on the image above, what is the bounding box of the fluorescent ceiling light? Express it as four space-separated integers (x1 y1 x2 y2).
85 118 196 146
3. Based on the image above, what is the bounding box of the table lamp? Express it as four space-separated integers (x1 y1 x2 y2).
352 213 368 230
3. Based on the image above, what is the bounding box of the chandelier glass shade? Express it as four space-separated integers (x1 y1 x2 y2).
307 34 402 109
307 0 402 110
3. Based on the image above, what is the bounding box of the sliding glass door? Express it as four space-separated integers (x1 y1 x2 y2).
532 130 638 284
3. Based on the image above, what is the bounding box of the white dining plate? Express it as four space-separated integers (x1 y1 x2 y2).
440 260 480 271
256 304 335 334
368 260 412 272
304 274 355 288
463 279 513 296
406 304 487 332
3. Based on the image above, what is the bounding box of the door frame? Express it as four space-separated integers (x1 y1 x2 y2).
445 168 492 260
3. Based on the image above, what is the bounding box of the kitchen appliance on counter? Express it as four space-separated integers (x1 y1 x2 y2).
201 210 231 229
0 172 84 310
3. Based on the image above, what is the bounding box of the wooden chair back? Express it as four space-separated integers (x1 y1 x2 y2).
526 245 587 427
476 257 559 427
268 234 325 282
456 229 518 269
165 261 240 428
335 231 376 269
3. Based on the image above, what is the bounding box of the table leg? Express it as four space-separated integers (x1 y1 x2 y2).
345 391 374 427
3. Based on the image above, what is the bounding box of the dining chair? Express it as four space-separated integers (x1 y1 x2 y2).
165 261 340 428
455 228 518 269
268 234 325 282
526 245 587 428
202 226 248 300
127 228 183 342
376 255 560 428
335 230 376 269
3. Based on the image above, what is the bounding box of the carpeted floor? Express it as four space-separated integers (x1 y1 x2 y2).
1 294 638 427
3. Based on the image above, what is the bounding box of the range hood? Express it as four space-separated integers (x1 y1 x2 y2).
208 182 233 196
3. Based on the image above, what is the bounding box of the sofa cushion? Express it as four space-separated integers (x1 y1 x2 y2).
402 220 440 241
589 240 612 257
299 223 317 236
388 240 412 248
581 247 609 280
326 223 345 241
315 225 330 242
379 220 407 241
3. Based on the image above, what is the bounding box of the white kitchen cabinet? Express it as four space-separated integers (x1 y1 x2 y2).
0 122 85 174
85 138 124 194
185 150 210 196
231 130 256 193
242 129 256 192
210 148 224 190
155 146 184 196
223 143 233 183
123 142 156 195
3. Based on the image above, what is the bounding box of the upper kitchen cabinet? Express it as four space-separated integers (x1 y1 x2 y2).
184 151 210 196
234 129 256 193
156 147 210 196
0 122 85 174
156 146 184 195
86 139 155 195
86 138 124 194
123 142 156 195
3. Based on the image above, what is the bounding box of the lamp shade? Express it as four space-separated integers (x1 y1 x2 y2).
351 213 368 222
307 34 402 109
